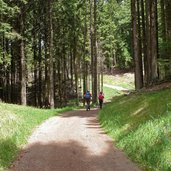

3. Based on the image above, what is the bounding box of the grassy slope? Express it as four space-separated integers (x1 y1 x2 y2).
103 74 135 89
99 88 171 171
0 103 73 171
103 86 121 102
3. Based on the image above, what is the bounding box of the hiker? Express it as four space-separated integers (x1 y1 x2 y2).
84 90 92 111
98 92 104 109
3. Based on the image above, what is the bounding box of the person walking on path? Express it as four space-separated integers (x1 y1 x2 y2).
98 91 104 109
84 90 92 111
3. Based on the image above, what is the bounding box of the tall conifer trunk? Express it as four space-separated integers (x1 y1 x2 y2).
131 0 143 90
92 0 97 103
48 0 54 108
151 0 158 82
90 0 94 96
20 10 27 105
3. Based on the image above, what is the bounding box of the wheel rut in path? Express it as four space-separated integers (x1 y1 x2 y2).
9 109 142 171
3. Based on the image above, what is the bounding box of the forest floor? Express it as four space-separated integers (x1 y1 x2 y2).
8 109 142 171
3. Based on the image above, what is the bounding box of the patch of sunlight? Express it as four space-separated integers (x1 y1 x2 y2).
0 110 18 126
0 110 21 138
160 147 171 168
121 123 131 132
131 106 146 116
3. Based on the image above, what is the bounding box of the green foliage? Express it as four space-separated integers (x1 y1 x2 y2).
98 0 132 69
0 0 21 40
0 103 74 171
99 88 171 171
159 40 171 58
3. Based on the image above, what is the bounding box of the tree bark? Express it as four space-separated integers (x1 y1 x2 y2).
48 0 54 108
131 0 143 90
92 0 97 103
20 10 27 105
151 0 158 82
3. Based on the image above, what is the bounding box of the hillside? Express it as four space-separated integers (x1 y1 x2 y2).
99 87 171 171
0 104 73 171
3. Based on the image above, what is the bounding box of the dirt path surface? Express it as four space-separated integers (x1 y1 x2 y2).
103 84 128 91
9 109 142 171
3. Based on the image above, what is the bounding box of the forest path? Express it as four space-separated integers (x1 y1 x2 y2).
9 109 142 171
104 84 129 91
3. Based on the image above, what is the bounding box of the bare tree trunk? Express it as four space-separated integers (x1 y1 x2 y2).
151 0 158 82
165 1 171 75
145 0 152 85
33 29 38 106
38 35 42 107
20 11 27 105
141 0 148 85
48 0 54 108
160 0 167 42
131 0 143 90
92 0 97 103
90 0 94 96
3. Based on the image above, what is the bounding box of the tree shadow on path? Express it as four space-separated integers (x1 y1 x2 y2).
9 140 142 171
8 109 142 171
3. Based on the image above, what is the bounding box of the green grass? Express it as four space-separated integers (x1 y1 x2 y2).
103 74 135 89
99 88 171 171
103 86 122 102
0 103 74 171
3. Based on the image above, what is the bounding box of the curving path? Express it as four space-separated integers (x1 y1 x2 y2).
103 84 129 91
9 109 142 171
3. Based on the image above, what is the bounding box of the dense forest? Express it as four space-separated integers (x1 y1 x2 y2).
0 0 171 108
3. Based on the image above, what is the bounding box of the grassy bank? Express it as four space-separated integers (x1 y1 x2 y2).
99 88 171 171
0 103 74 171
103 74 135 90
103 86 121 102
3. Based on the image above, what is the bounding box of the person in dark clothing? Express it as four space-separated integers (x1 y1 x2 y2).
84 90 92 111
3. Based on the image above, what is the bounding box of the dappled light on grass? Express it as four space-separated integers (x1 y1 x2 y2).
131 107 146 116
99 88 171 171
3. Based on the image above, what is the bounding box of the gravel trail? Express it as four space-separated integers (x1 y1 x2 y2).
9 109 142 171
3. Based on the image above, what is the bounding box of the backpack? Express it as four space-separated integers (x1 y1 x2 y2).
85 92 91 99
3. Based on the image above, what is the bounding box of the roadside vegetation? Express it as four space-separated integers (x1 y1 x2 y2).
99 88 171 171
0 103 74 171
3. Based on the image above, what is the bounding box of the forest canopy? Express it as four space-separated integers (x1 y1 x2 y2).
0 0 171 108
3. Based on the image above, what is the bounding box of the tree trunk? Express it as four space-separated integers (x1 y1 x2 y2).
141 0 148 85
92 0 97 103
160 0 167 42
150 0 158 82
38 35 42 107
145 0 152 85
48 0 54 108
165 1 171 75
90 0 94 96
131 0 143 90
20 11 27 105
